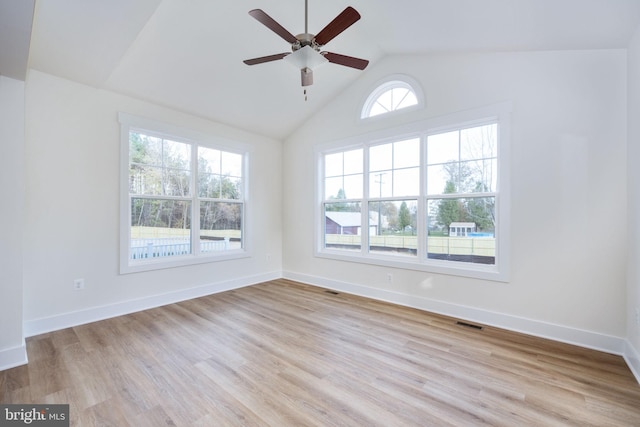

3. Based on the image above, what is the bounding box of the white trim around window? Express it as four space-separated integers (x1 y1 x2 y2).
118 113 251 274
316 102 512 282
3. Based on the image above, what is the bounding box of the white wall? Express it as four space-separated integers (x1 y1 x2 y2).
0 76 27 369
283 49 628 352
627 26 640 377
22 71 283 334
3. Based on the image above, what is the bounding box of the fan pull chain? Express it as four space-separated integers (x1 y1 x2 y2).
304 88 308 101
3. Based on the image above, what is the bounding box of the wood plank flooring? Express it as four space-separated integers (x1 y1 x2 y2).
2 279 640 426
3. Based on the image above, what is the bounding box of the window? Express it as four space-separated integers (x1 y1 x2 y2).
361 76 422 119
368 138 420 257
426 124 497 265
119 113 248 273
317 103 511 281
324 149 363 251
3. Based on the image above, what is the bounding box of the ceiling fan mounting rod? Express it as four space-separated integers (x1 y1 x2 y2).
305 0 308 34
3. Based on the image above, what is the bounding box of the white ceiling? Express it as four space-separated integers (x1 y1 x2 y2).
2 0 640 139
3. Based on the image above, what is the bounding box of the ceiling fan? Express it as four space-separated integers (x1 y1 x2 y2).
243 0 369 87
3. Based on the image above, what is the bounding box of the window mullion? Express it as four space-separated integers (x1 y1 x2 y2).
362 145 370 255
418 135 428 259
192 144 200 256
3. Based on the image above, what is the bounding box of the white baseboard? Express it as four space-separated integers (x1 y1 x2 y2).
623 340 640 384
19 269 639 385
0 341 28 371
283 271 627 356
24 271 282 337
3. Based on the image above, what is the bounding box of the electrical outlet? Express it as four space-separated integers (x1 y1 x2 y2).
73 278 85 291
387 273 393 283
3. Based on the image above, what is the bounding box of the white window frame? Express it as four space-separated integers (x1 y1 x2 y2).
360 74 424 120
119 113 251 274
316 102 511 282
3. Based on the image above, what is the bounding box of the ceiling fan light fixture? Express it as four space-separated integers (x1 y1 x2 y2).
283 45 328 71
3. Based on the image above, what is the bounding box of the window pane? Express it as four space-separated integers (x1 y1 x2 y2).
325 149 363 200
426 164 451 195
397 90 418 110
427 197 495 265
343 174 363 199
130 198 191 260
343 149 363 175
164 168 191 196
325 177 344 200
199 173 220 198
163 139 191 171
130 133 162 166
369 200 417 257
130 165 162 195
222 151 243 177
370 144 392 172
377 90 393 112
198 148 243 200
200 201 242 252
198 147 221 175
460 159 497 193
220 176 242 200
427 131 459 164
369 103 388 117
461 124 497 161
325 152 344 177
391 88 410 110
324 202 362 251
393 138 420 169
393 167 420 197
370 171 392 198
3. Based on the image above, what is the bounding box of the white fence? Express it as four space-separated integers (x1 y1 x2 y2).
130 237 230 260
324 234 495 257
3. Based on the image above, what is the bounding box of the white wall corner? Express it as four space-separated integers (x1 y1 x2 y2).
0 341 28 371
24 271 282 337
283 270 628 357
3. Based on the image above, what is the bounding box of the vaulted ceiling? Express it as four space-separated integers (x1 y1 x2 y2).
2 0 640 139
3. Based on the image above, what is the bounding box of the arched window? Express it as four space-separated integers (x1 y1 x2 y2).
361 77 422 119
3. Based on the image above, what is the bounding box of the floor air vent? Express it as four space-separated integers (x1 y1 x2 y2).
456 321 483 330
325 290 340 295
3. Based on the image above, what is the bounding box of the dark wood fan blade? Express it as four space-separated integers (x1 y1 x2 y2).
322 52 369 70
248 9 298 44
243 53 289 66
314 6 361 46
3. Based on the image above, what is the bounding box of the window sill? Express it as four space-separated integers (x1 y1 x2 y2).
120 249 250 275
315 249 509 283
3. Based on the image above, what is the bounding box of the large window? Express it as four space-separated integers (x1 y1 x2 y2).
318 104 510 281
120 113 248 273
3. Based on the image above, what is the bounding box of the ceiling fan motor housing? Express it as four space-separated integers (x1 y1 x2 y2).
293 33 321 52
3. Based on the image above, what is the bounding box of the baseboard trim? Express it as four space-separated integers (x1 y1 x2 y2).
24 271 282 337
283 271 626 356
623 340 640 384
0 341 28 371
20 269 638 384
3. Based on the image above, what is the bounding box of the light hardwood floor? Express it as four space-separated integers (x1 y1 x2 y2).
2 279 640 426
